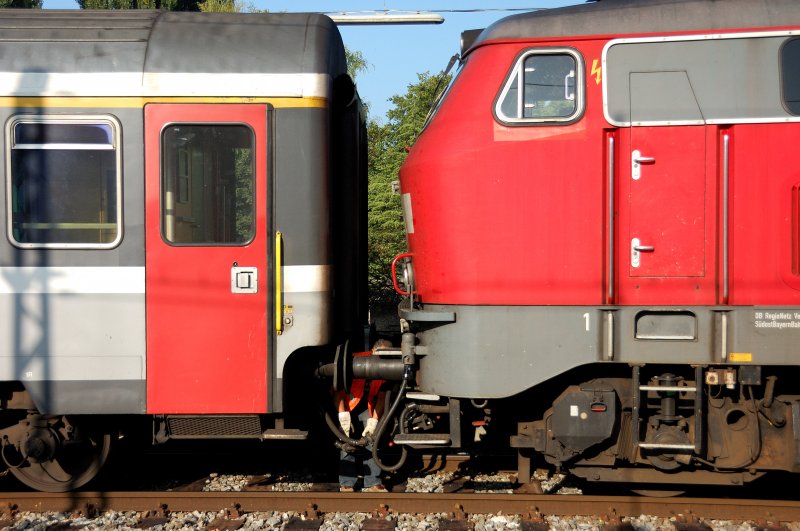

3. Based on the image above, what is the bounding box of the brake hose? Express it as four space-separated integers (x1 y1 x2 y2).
372 376 410 472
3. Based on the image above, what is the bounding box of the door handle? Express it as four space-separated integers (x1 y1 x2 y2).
631 238 654 268
631 150 656 180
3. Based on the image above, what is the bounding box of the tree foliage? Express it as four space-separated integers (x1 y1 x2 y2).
0 0 41 7
78 0 198 9
367 71 451 311
345 48 369 83
198 0 258 12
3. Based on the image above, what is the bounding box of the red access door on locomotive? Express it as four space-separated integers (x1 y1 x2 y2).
145 104 269 414
618 71 714 305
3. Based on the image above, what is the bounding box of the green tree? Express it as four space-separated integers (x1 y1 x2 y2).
367 71 450 312
79 0 199 10
0 0 42 7
345 47 370 116
198 0 258 12
345 47 369 83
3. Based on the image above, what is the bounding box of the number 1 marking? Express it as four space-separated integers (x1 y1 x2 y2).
583 312 590 331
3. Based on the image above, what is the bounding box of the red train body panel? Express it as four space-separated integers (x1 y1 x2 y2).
403 34 800 307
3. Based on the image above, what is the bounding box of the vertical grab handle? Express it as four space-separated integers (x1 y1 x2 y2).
722 133 730 303
275 231 283 335
564 70 575 101
607 135 615 303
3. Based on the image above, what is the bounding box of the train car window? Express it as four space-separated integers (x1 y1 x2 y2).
606 35 790 125
161 124 255 245
495 49 584 125
7 117 121 248
782 39 800 115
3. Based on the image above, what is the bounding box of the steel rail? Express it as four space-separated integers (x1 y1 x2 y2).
1 492 799 522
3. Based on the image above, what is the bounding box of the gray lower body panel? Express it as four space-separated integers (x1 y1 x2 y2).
416 304 800 399
0 290 145 413
24 380 146 414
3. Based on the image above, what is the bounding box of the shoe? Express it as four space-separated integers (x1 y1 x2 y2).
362 484 387 493
339 485 354 492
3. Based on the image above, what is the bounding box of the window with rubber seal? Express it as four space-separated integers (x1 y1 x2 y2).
161 124 255 245
496 50 584 125
7 117 122 248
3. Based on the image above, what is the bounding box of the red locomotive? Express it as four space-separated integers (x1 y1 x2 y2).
397 0 800 489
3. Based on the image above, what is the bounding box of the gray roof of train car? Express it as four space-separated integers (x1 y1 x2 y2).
470 0 800 52
0 10 346 76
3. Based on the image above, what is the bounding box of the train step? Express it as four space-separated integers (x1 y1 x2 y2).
392 433 451 445
261 428 309 440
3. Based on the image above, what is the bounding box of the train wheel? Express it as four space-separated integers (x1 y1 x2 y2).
4 416 112 492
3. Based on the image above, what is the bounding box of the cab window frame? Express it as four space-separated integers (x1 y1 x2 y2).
494 47 585 126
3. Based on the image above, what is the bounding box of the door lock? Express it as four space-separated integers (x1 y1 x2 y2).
231 266 258 294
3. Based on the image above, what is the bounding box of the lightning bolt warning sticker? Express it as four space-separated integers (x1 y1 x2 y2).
591 59 602 85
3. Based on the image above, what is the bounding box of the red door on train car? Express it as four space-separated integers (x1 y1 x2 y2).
145 104 269 414
628 126 705 276
617 71 714 304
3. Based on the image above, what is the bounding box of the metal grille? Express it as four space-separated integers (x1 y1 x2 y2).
167 415 262 439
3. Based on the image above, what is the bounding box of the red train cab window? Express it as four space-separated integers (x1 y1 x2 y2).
6 116 122 249
161 124 255 245
495 49 584 125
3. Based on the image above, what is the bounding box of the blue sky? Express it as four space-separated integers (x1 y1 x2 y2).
40 0 582 120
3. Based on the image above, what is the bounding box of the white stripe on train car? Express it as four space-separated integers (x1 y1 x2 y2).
283 265 331 293
0 267 145 294
0 72 330 98
0 265 331 294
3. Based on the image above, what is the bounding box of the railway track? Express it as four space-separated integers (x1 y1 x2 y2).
0 490 798 528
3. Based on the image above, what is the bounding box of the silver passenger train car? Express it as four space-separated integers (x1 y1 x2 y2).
0 10 367 491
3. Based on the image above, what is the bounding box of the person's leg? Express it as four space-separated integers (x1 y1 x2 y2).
339 449 358 490
362 451 383 489
357 409 383 489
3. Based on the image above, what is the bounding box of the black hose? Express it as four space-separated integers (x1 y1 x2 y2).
372 377 409 472
323 408 368 448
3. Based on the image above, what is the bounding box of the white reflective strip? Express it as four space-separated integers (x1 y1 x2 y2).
283 265 330 293
0 73 142 97
1 265 329 294
0 267 144 294
402 193 415 235
0 72 329 98
142 73 328 98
